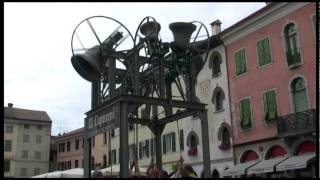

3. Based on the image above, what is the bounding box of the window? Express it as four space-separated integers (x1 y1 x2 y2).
284 23 301 66
128 124 134 131
24 124 29 129
179 129 184 151
187 132 198 156
35 151 41 160
4 159 10 172
312 14 316 36
218 123 231 150
234 49 247 75
20 168 27 176
36 135 42 143
82 159 84 168
6 126 13 133
109 150 116 164
257 37 271 66
239 98 252 129
37 125 42 130
61 162 65 170
67 141 70 151
22 150 28 159
82 138 84 149
139 140 150 159
150 139 156 157
103 132 107 145
103 155 107 167
4 140 12 152
92 136 95 147
291 77 308 112
209 52 221 77
111 130 115 137
263 90 277 123
75 160 79 168
23 134 29 143
62 143 65 152
212 87 225 112
75 139 79 150
222 128 230 146
34 168 40 176
162 132 176 154
129 144 136 161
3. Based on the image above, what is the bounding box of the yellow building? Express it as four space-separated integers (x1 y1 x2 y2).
4 103 52 178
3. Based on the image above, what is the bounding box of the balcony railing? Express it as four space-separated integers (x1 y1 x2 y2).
277 109 316 137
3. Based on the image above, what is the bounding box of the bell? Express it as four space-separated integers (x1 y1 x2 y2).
169 22 196 50
71 45 102 82
140 21 161 40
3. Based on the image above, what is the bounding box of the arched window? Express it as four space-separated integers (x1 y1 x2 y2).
222 128 230 145
209 52 222 77
212 87 225 112
265 145 287 159
284 23 301 66
187 131 199 156
218 124 231 151
296 141 315 155
240 150 259 163
103 155 107 168
291 77 308 112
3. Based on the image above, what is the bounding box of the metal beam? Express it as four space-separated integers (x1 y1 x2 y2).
199 110 211 178
119 102 129 178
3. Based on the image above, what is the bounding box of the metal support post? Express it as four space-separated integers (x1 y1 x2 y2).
199 110 211 178
119 102 129 178
84 137 92 178
155 126 163 170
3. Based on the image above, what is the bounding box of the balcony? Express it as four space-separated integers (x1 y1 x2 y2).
277 109 316 137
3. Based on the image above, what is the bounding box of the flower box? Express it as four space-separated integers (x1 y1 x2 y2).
188 147 198 156
219 143 230 151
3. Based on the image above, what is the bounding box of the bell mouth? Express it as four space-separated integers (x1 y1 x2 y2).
169 22 196 50
140 21 161 39
71 55 99 82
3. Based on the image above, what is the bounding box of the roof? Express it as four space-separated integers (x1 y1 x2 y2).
219 3 276 37
4 106 52 122
56 127 84 139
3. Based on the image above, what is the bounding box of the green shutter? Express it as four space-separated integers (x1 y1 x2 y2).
241 99 251 128
241 50 246 73
240 101 244 127
180 129 184 151
235 52 240 75
264 38 271 64
257 40 264 66
263 93 269 122
268 91 277 120
294 90 308 112
145 140 149 158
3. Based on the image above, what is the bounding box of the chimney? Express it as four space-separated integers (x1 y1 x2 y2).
210 20 222 36
8 103 13 108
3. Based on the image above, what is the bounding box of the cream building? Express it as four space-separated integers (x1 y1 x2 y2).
4 103 52 178
107 22 234 177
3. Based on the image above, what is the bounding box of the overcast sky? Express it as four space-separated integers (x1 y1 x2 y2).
4 2 266 136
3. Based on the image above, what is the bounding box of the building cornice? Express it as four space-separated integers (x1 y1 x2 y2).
221 2 309 45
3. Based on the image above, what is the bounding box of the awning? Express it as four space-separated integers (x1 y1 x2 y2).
246 156 288 174
276 153 316 171
221 160 259 177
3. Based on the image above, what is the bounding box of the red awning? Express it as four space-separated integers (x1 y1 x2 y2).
297 141 315 155
267 145 287 159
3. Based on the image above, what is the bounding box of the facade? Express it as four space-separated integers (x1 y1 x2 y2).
55 128 109 171
4 103 52 178
221 2 316 178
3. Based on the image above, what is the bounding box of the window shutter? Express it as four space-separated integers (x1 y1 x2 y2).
263 93 269 122
241 50 246 73
268 91 277 120
145 140 149 158
180 129 184 151
162 135 166 154
264 38 271 64
172 132 176 152
235 52 240 75
240 101 244 128
242 99 251 128
257 40 263 65
139 142 142 159
150 139 153 156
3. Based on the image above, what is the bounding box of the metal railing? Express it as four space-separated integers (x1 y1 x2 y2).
277 109 316 137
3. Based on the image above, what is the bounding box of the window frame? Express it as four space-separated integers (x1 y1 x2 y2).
282 21 303 69
4 140 12 152
36 135 42 143
23 134 30 143
22 150 28 159
4 159 10 172
6 126 13 133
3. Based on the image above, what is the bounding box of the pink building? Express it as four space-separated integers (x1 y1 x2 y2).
221 3 316 178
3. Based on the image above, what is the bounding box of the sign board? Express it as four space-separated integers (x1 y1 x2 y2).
85 102 120 137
